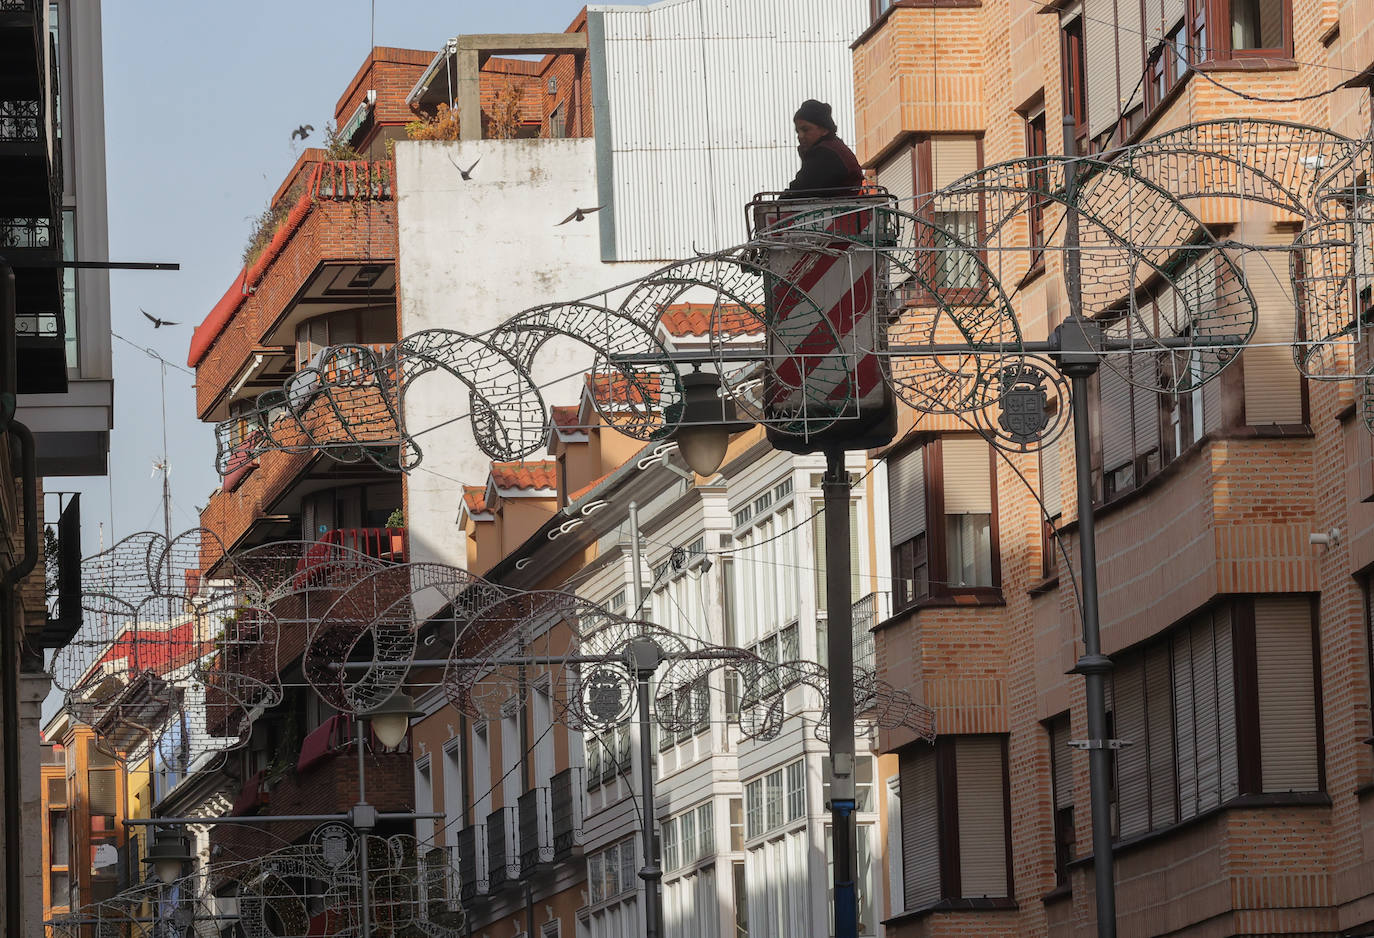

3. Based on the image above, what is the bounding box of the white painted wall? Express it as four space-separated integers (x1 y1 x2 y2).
395 138 665 570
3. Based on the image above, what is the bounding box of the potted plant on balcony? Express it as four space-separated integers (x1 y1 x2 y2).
386 509 406 560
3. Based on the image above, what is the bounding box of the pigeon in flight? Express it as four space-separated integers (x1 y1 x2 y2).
291 124 314 142
141 308 179 329
446 154 480 180
556 205 605 226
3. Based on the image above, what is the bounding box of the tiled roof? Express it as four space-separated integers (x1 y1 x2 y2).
567 472 612 503
585 371 664 405
659 303 760 337
489 459 558 491
462 485 489 513
550 405 582 430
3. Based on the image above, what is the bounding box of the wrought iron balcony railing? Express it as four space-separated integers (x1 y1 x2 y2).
852 592 881 672
485 806 519 890
550 767 584 862
518 786 553 875
455 823 488 901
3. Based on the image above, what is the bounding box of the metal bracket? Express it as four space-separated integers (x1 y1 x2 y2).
1068 738 1131 751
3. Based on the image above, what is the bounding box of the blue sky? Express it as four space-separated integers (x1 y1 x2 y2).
68 0 655 557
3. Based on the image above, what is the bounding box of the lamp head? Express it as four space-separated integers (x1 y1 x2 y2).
143 830 195 884
361 692 423 749
672 371 752 477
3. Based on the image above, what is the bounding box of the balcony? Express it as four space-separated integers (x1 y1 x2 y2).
485 806 519 890
550 767 584 862
851 592 880 673
518 786 553 875
455 823 488 902
192 160 397 420
293 527 408 584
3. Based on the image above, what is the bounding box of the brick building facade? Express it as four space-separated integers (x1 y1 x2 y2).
854 1 1374 936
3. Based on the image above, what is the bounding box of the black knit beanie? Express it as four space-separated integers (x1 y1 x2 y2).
794 99 837 134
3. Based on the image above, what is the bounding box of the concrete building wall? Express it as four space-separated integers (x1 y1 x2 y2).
394 137 663 571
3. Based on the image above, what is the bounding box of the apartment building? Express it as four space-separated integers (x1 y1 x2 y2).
411 350 896 938
854 1 1374 935
3 0 111 932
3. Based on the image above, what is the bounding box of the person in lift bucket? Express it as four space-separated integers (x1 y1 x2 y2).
784 99 864 197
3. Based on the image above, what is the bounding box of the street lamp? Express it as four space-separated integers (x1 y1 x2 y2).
672 370 752 476
144 829 196 885
361 691 422 749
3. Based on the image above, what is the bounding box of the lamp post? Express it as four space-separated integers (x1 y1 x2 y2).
355 692 423 938
144 829 196 937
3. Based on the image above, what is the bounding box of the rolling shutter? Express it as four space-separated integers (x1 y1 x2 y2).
1100 364 1134 473
899 747 940 909
1084 0 1120 138
1041 435 1063 519
878 144 916 209
1240 231 1303 425
1050 718 1073 811
1129 356 1161 462
931 136 980 191
1214 605 1239 803
88 769 118 816
1144 644 1177 829
942 438 992 514
1112 657 1150 838
1254 598 1320 792
1172 626 1199 818
1191 612 1221 813
1116 0 1143 113
888 446 926 546
955 738 1008 898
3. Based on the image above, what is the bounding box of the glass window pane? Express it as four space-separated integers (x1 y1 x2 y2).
765 770 784 831
729 797 744 851
786 761 805 821
745 780 762 840
698 803 714 855
681 810 696 864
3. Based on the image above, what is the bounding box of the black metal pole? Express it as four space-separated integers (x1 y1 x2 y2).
628 637 663 938
356 718 373 938
823 448 858 938
1058 107 1118 937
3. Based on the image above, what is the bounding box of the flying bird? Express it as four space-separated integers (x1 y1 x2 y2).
446 154 480 180
141 308 179 329
291 124 314 142
556 205 605 226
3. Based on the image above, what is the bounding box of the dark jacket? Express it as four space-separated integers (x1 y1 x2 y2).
784 133 864 197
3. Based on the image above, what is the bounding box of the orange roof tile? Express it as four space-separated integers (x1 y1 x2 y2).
585 371 664 405
659 303 761 338
567 472 612 503
462 485 489 513
490 460 558 491
550 405 581 429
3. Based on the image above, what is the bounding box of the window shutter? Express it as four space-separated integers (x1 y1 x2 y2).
1191 611 1221 812
1083 0 1120 137
1115 0 1142 113
1254 598 1320 792
899 747 940 909
955 738 1008 898
1241 231 1304 425
1129 357 1161 463
877 144 916 208
1112 657 1150 838
931 136 980 191
1144 644 1176 829
1051 719 1073 811
1162 0 1185 30
1099 364 1134 473
88 769 118 816
1213 605 1239 803
942 438 992 514
1171 626 1199 818
1041 437 1063 519
888 447 926 546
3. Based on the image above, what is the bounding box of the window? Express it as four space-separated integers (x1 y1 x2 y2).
729 797 744 851
730 487 799 649
60 208 76 368
1109 596 1322 843
442 739 465 831
472 722 491 821
415 758 435 844
920 137 984 295
898 736 1011 907
1060 15 1088 153
1228 0 1285 52
1046 715 1074 886
1039 434 1063 580
888 436 999 611
1024 110 1048 271
587 839 638 906
745 760 806 840
662 801 716 872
